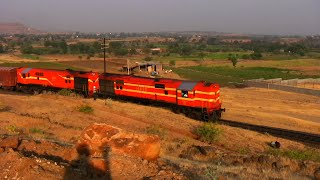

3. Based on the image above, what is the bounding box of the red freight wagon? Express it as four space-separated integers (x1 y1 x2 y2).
0 67 17 88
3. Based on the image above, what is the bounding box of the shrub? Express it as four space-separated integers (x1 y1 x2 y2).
78 104 94 114
238 147 251 154
104 98 113 107
6 125 19 134
29 128 45 134
196 123 222 143
145 125 166 138
169 60 176 66
144 56 153 61
267 148 320 162
58 89 73 96
242 54 250 59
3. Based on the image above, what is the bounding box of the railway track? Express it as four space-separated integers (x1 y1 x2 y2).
219 119 320 145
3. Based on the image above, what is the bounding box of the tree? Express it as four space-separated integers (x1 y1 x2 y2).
250 52 262 60
129 48 137 55
114 48 128 56
207 38 219 45
242 54 250 59
169 60 176 66
228 54 238 67
59 41 68 54
142 48 151 54
198 52 206 60
20 44 34 54
144 56 152 61
179 44 193 56
0 44 5 53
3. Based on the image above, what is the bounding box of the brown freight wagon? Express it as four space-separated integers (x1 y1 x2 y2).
0 67 17 87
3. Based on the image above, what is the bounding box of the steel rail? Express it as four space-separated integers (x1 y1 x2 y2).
219 119 320 145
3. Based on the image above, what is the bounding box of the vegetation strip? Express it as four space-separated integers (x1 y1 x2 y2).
219 119 320 145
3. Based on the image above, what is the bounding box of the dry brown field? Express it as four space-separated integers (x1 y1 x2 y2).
0 87 319 179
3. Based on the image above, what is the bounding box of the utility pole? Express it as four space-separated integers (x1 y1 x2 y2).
127 59 130 75
103 38 106 73
101 38 108 73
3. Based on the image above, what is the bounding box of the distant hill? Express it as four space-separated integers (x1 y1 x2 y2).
0 23 43 34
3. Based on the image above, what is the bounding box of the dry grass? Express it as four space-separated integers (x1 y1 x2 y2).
0 89 319 179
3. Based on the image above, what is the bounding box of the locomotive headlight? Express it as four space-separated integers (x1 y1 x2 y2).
94 86 96 93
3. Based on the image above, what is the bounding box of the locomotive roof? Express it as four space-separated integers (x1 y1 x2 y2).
178 81 198 91
0 67 18 71
100 73 202 83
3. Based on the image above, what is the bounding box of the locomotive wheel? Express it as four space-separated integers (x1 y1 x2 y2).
209 112 219 123
202 113 209 122
172 107 182 114
93 94 98 100
188 110 201 120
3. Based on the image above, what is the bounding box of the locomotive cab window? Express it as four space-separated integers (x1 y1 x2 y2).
155 84 165 89
116 80 124 85
182 90 188 98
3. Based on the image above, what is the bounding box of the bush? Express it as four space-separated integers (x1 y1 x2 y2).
145 125 166 138
250 52 263 60
58 89 73 96
29 128 45 134
78 104 94 114
6 125 19 134
196 123 222 143
242 54 251 59
169 60 176 66
267 148 320 162
144 56 153 61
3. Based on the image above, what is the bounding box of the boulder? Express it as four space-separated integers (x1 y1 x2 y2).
0 136 20 149
77 123 160 161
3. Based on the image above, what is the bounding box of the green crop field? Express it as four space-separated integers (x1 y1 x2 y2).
0 62 80 70
18 54 43 60
172 65 320 86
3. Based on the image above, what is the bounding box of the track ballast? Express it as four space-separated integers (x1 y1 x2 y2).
219 119 320 145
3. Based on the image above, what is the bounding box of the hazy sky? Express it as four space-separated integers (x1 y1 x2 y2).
0 0 319 35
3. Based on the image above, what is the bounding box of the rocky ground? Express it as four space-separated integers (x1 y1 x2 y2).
0 88 319 179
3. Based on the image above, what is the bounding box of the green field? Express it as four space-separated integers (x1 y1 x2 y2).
18 54 45 60
172 66 320 86
0 62 79 70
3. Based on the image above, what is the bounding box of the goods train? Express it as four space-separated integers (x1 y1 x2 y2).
0 67 224 121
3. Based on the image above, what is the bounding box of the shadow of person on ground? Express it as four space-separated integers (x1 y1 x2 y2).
63 143 111 180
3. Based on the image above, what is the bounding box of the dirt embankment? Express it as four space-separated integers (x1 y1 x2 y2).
0 88 319 179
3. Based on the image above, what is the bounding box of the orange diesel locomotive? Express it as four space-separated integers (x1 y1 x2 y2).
0 67 224 121
99 73 224 121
